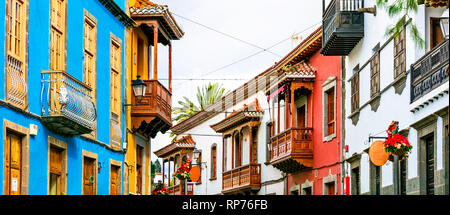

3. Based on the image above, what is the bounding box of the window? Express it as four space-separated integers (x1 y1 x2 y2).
5 0 28 108
370 49 380 98
211 145 217 179
394 28 406 79
50 0 66 70
110 35 122 147
430 17 445 49
197 151 202 184
83 12 97 138
326 88 335 135
350 72 359 113
323 77 336 140
266 122 272 163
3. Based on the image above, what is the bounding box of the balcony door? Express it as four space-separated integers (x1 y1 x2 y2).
297 105 306 128
234 132 242 168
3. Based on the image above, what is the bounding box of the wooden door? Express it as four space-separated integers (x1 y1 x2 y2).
297 105 306 128
326 182 335 195
49 147 62 195
5 132 22 195
251 128 258 164
110 165 119 195
136 145 143 194
431 18 444 49
83 157 96 195
425 135 435 195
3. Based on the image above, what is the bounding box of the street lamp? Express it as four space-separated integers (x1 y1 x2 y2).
191 147 208 194
192 148 201 162
440 8 449 39
124 75 147 106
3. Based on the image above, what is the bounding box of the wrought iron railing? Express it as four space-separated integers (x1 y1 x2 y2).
41 71 96 130
6 55 27 107
222 163 261 192
410 39 449 103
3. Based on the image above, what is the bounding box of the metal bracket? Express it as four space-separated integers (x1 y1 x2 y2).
368 136 387 143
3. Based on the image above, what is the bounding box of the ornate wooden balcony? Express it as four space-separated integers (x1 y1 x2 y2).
40 71 96 135
222 163 261 194
131 80 172 138
167 183 183 195
321 0 364 56
270 128 313 173
410 39 449 104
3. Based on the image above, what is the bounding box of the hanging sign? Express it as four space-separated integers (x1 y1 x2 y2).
369 140 390 166
190 166 201 182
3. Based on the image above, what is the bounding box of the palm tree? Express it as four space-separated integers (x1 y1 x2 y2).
171 82 228 141
376 0 425 49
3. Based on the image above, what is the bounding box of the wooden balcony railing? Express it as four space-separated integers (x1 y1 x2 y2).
410 39 449 103
167 182 183 195
270 128 313 171
131 80 172 130
222 163 261 194
321 0 364 56
40 71 96 135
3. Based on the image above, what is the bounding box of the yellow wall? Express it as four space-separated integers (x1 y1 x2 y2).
126 25 151 195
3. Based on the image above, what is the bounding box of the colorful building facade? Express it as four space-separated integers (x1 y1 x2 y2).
124 0 183 195
0 0 133 195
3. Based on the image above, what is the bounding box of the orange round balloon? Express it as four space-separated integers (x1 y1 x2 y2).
369 140 390 166
190 166 201 182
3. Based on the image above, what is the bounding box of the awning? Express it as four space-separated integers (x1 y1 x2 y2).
267 84 285 102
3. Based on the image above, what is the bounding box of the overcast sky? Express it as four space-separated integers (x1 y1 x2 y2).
150 0 324 162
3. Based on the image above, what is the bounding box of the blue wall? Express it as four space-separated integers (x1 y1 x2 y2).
1 0 127 195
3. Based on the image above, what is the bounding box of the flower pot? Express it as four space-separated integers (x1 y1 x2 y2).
392 149 404 156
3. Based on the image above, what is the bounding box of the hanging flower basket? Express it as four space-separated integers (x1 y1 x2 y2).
384 121 412 160
173 158 192 180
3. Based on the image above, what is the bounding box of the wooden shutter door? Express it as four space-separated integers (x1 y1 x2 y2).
9 133 22 195
327 182 335 195
83 157 95 195
110 165 119 195
50 147 62 195
136 146 143 194
425 135 435 195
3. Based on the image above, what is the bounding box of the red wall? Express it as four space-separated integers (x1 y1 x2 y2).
288 51 342 195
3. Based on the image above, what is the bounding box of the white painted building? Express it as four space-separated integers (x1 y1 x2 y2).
324 0 449 195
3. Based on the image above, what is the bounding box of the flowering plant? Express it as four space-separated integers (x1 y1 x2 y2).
173 157 191 180
384 121 412 160
152 184 172 195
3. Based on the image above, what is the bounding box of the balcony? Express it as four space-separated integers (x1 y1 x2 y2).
167 183 183 195
131 80 172 138
222 163 261 194
270 128 313 173
410 39 449 104
40 71 96 135
321 0 364 56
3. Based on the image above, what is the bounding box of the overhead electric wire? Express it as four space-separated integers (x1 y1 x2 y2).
172 12 283 57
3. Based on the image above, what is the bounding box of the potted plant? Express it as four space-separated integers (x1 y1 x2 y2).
152 183 172 195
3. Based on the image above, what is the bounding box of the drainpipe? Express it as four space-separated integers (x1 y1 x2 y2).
340 56 346 195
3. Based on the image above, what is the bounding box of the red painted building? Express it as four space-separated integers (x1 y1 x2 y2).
267 27 342 195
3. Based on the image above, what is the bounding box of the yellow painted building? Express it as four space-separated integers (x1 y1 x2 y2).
123 0 184 195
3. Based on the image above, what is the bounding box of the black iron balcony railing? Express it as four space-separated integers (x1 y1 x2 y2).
411 39 449 103
41 70 96 135
321 0 364 56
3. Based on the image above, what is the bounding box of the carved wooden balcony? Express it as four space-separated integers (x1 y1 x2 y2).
131 80 172 138
321 0 364 56
40 71 96 135
222 163 261 194
167 183 183 195
410 39 449 104
270 127 313 173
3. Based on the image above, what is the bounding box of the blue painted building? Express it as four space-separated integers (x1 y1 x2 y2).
0 0 134 195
